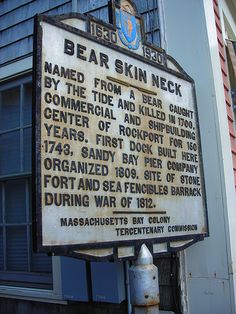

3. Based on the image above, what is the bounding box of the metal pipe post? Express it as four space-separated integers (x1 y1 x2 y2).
129 244 160 314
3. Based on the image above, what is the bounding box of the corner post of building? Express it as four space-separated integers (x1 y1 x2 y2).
129 244 160 314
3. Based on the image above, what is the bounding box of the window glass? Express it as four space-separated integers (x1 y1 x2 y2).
0 131 20 175
5 180 26 223
31 251 52 273
0 229 3 271
0 183 2 223
6 226 28 271
0 77 52 288
23 127 32 172
28 178 32 221
23 84 32 126
0 87 20 131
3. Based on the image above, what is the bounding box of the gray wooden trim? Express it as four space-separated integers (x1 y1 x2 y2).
0 56 32 81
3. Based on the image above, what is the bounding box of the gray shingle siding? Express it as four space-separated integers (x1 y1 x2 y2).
0 0 160 66
0 0 72 65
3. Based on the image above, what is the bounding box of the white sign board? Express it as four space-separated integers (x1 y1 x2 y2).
34 12 208 257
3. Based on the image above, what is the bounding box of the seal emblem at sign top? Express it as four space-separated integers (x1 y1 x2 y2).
116 0 141 50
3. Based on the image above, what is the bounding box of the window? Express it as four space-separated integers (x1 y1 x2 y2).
0 75 52 289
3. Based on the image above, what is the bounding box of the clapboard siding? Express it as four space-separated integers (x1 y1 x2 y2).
0 2 73 49
86 6 109 22
0 0 161 66
78 0 109 22
142 10 160 32
77 0 161 47
77 0 157 14
0 19 33 48
134 0 157 13
0 37 33 64
0 1 72 65
0 0 111 66
77 0 108 13
0 0 71 30
0 0 33 16
46 2 72 16
0 0 72 65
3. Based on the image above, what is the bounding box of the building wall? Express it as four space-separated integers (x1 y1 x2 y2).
0 0 72 66
0 0 161 69
163 0 236 313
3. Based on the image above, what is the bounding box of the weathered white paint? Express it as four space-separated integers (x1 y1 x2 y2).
37 18 208 248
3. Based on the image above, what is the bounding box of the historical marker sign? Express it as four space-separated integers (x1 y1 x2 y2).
34 1 208 258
